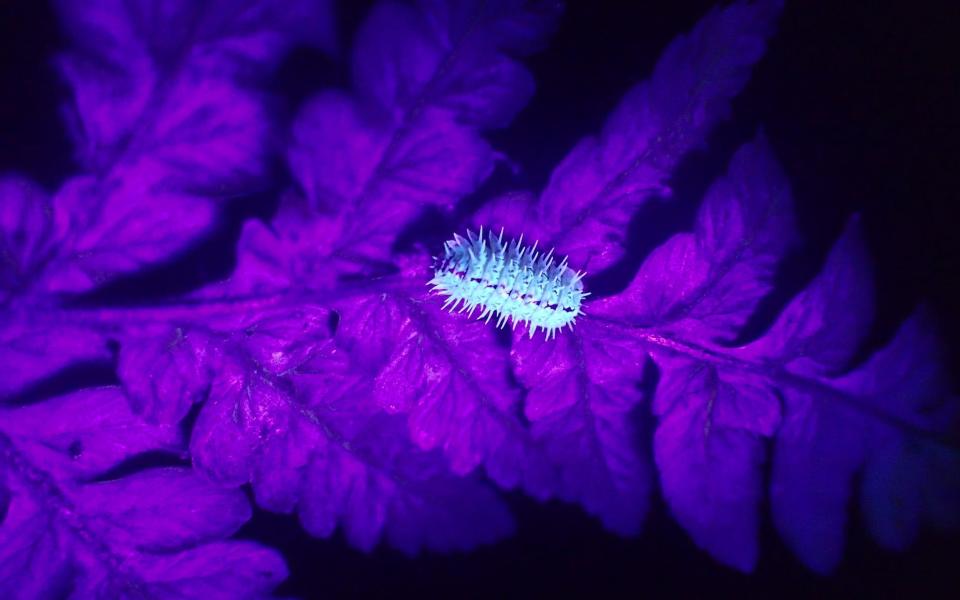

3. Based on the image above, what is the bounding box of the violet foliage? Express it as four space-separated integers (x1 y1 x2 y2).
1 0 958 596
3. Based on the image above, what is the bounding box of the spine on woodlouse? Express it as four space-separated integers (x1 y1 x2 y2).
428 227 588 339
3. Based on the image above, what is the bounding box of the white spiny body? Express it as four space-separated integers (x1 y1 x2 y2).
428 227 588 339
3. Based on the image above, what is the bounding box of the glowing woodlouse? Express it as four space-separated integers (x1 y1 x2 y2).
428 227 588 339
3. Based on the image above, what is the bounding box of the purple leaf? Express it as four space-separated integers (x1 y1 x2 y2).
511 319 651 534
652 356 779 571
757 303 957 571
0 478 74 599
42 176 216 294
591 135 796 340
239 305 335 376
0 466 286 599
837 315 960 550
0 176 56 305
860 437 960 552
352 0 561 127
0 322 110 399
741 219 874 572
130 541 288 600
117 305 333 423
218 194 346 295
200 2 568 519
187 308 517 553
470 191 545 243
0 388 286 597
336 290 556 496
836 314 951 428
190 361 295 488
287 92 493 271
0 388 180 479
0 476 8 522
118 326 217 424
296 413 514 554
55 0 330 177
535 0 783 271
744 216 874 372
74 468 251 552
276 0 560 279
1 172 215 300
769 389 866 574
7 0 329 301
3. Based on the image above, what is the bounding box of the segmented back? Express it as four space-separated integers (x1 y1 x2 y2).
429 228 588 339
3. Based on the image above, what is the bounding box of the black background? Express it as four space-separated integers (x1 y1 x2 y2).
2 1 959 598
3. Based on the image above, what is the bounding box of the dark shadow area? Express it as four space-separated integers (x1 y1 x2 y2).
3 361 118 407
88 451 190 483
0 0 73 189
